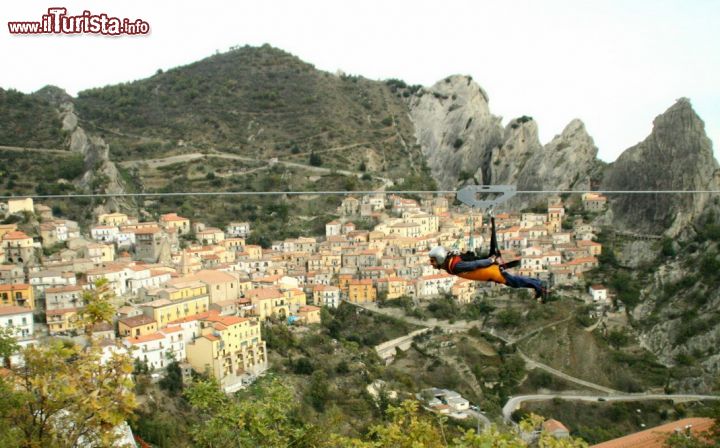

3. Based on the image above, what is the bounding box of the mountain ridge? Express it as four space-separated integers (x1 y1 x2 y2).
1 45 719 392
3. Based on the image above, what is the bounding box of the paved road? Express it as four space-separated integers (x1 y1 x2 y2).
352 303 648 401
375 328 430 362
502 393 720 423
466 408 492 429
516 350 621 395
349 301 720 427
352 302 477 332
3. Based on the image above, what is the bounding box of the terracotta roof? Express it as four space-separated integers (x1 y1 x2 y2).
205 314 247 326
167 311 213 324
543 419 569 433
160 213 188 222
590 418 714 448
203 334 220 342
2 231 31 240
142 299 172 308
378 277 404 283
127 265 150 272
46 307 81 316
298 306 320 313
313 285 340 292
126 332 165 344
117 305 139 315
567 257 599 265
119 314 156 327
46 285 83 294
86 266 123 275
245 287 284 300
348 279 373 286
419 273 454 281
0 305 32 316
0 283 30 291
185 269 237 283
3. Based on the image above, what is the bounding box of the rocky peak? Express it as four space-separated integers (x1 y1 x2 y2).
32 85 73 107
490 116 542 185
496 117 599 209
601 98 718 235
408 75 503 189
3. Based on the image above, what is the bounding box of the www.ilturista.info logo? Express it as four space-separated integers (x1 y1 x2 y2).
8 8 150 35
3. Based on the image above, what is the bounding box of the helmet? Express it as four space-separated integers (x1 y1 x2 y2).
428 246 448 265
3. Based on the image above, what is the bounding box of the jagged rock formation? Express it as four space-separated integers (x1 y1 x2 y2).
39 87 133 215
408 75 503 189
489 116 542 185
601 98 719 236
408 77 600 208
633 256 720 392
517 119 600 193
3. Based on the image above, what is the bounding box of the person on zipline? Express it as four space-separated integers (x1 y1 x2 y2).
428 246 548 302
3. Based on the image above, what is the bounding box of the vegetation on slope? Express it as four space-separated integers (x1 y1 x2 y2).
0 88 65 149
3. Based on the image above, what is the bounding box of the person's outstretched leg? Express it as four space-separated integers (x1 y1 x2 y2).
501 271 545 298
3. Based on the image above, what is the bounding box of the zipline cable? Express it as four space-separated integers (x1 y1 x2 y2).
2 189 720 200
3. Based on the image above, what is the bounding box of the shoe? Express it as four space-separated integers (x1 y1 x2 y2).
534 282 549 303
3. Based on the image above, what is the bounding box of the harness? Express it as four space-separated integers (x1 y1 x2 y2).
446 255 507 284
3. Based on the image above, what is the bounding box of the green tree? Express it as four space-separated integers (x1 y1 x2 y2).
0 326 19 368
306 370 330 412
309 151 322 166
185 377 323 448
79 278 116 341
0 340 136 447
159 360 184 395
607 329 631 349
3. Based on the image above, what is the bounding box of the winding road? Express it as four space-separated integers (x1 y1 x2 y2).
502 393 720 423
348 300 720 425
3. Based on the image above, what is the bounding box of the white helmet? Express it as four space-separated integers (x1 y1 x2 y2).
428 246 448 265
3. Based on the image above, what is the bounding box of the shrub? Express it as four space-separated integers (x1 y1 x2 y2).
607 329 630 349
293 357 315 375
309 152 322 166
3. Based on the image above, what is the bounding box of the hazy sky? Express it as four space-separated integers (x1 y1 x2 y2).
2 0 718 162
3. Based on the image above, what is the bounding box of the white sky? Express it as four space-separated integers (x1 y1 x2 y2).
2 0 718 162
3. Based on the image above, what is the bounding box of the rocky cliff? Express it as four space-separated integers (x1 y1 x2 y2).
408 75 503 189
408 77 600 208
601 98 719 236
34 86 133 215
515 119 600 194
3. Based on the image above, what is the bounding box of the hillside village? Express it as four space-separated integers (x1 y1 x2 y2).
0 192 610 392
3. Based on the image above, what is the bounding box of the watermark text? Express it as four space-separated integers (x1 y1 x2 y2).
8 8 150 35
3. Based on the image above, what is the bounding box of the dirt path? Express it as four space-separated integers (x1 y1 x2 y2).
120 149 396 187
0 144 72 155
